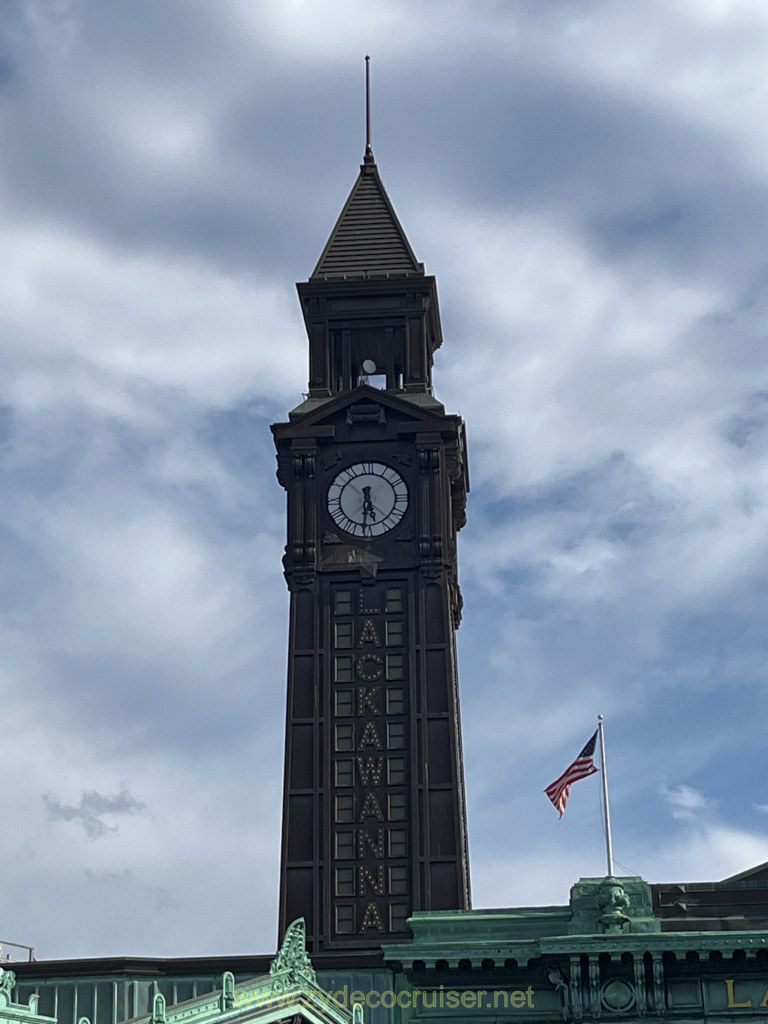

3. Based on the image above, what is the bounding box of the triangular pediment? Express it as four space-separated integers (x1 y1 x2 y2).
311 160 422 281
320 537 383 571
721 861 768 884
135 986 351 1024
125 923 357 1024
283 385 450 434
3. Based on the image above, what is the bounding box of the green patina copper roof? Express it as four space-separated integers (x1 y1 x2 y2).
310 155 423 281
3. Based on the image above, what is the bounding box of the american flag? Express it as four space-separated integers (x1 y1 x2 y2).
545 730 599 816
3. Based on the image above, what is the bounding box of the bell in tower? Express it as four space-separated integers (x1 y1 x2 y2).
272 102 471 954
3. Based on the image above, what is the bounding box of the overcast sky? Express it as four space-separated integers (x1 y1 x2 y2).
3 0 768 961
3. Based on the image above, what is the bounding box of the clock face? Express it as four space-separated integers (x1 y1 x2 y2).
327 461 409 538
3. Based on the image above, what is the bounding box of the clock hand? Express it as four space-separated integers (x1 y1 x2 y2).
361 485 377 522
364 487 390 518
346 483 375 520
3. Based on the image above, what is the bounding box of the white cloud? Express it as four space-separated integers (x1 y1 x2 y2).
0 224 304 417
662 784 718 821
2 0 768 960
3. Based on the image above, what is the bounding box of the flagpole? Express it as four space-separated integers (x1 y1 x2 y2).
597 714 615 876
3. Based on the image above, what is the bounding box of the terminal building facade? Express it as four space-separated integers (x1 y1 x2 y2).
7 146 768 1024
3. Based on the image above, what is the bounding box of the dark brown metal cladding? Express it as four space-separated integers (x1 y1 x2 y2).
272 156 470 953
310 160 422 281
298 276 443 399
652 863 768 930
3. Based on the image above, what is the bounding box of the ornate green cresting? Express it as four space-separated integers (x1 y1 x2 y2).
269 917 317 990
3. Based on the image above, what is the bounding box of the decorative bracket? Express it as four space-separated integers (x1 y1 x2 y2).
570 955 584 1021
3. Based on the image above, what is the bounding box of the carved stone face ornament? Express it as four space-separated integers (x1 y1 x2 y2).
597 878 631 934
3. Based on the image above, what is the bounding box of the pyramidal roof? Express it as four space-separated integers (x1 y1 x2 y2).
310 152 424 280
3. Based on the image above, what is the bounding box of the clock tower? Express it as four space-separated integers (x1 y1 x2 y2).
272 145 470 953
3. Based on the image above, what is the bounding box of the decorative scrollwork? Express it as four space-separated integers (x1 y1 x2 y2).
0 969 16 1003
548 968 570 1023
270 918 317 990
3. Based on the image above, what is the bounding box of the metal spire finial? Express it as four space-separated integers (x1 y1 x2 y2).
364 55 374 163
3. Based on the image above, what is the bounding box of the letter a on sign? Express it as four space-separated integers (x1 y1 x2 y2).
358 722 384 749
359 792 385 821
360 902 386 932
358 620 382 646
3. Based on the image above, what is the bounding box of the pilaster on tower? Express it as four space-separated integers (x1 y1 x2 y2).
273 149 470 955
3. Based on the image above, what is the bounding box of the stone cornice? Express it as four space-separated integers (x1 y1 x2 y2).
385 928 768 970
